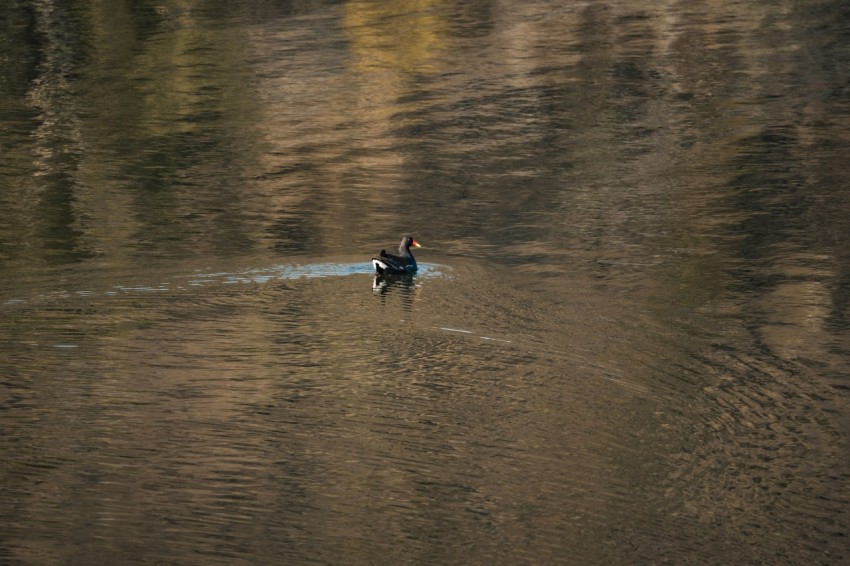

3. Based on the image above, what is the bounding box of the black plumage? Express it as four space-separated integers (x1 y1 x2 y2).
372 235 421 275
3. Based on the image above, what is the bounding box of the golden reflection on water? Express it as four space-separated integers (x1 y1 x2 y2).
344 0 450 76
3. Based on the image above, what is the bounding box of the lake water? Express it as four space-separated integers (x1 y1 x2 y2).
2 1 850 564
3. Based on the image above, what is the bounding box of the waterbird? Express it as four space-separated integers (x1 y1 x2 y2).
372 235 421 275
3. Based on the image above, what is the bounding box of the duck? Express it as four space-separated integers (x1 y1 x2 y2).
372 235 421 275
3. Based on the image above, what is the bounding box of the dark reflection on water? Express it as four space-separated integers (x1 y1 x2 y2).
371 273 420 310
2 0 850 564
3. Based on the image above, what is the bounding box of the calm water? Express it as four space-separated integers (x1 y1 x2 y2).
2 0 850 563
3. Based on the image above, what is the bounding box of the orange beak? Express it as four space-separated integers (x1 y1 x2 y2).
411 239 422 248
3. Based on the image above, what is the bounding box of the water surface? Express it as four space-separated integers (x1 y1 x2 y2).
2 1 850 564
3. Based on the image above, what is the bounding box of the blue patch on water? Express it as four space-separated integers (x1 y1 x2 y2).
197 262 447 285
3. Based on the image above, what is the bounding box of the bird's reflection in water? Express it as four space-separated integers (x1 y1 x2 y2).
372 274 420 310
